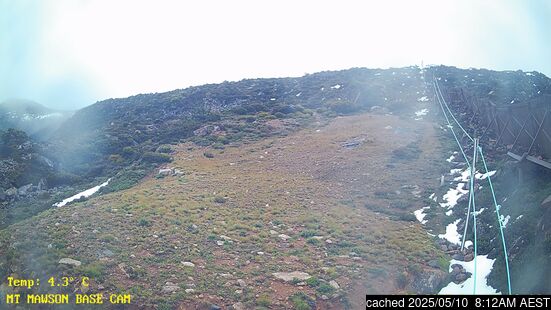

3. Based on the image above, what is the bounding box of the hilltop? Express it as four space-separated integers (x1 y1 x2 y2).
1 65 551 308
0 100 73 140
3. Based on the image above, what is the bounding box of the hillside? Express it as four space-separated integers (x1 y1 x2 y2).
1 65 551 308
0 100 73 140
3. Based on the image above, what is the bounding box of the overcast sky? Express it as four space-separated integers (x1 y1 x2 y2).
1 0 550 110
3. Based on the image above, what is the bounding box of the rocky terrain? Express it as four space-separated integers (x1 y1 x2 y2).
1 65 551 308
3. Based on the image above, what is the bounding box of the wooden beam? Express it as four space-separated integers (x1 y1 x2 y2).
507 151 523 161
526 155 551 170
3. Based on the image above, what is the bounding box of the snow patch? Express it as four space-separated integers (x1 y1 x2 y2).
439 255 499 295
454 169 471 182
415 109 429 117
500 215 511 228
438 219 462 245
54 179 111 207
475 170 496 180
414 207 430 224
440 183 468 209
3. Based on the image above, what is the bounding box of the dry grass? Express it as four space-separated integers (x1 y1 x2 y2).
1 111 446 309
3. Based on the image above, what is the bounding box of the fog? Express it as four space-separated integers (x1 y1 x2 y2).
1 0 550 110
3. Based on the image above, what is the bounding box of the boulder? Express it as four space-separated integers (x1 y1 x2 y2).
6 187 17 197
427 260 440 268
272 271 311 282
161 282 180 293
232 302 246 310
58 258 81 267
409 270 447 294
455 273 468 283
278 234 291 241
452 253 464 261
237 279 246 288
181 262 195 268
158 168 173 176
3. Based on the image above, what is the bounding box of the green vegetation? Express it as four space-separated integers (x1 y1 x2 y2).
290 292 313 310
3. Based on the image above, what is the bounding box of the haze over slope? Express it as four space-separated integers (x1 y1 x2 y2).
1 65 551 309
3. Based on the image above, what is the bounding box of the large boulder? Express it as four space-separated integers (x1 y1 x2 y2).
58 258 81 267
409 269 447 294
272 271 311 282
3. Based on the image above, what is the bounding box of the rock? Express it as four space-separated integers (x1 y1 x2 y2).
409 270 447 294
257 251 264 255
58 258 81 266
329 280 340 290
321 295 329 300
162 282 180 293
216 241 225 246
209 305 222 310
173 169 185 176
232 302 246 310
158 168 173 176
194 125 222 137
464 254 474 262
185 288 195 294
440 245 448 251
428 260 440 268
272 271 311 282
181 262 195 267
270 230 278 235
325 239 333 244
6 187 17 197
455 273 468 283
118 263 130 278
237 279 246 287
278 234 291 241
101 249 114 257
452 253 464 260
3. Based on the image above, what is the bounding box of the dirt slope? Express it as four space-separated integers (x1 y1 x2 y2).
1 101 451 309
